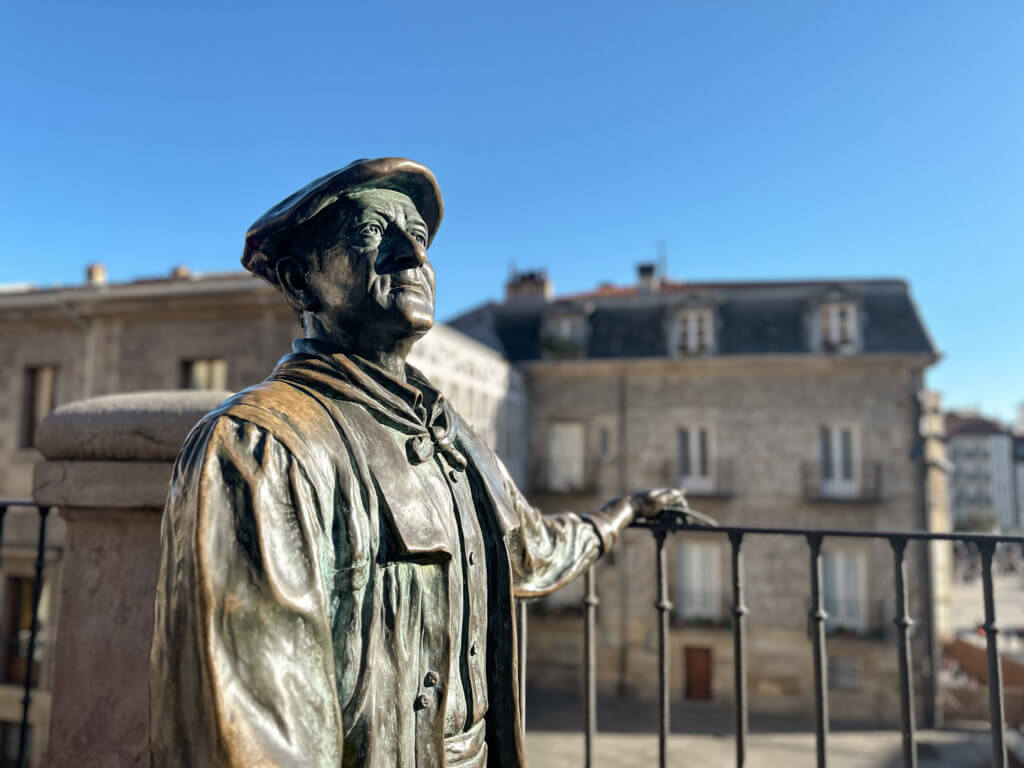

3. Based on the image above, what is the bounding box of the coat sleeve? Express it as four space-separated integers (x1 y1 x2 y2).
488 456 614 599
149 415 343 768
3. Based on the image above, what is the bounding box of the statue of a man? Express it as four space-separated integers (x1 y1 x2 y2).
149 158 685 767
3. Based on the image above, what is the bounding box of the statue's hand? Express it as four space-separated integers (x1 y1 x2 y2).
628 487 688 520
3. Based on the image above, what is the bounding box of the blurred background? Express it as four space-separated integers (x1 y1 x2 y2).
1 2 1022 766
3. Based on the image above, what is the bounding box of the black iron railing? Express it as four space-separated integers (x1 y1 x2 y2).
0 500 50 768
516 508 1024 768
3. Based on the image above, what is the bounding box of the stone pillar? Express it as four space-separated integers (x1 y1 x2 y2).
33 391 228 768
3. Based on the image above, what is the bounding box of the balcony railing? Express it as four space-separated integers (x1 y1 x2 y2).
801 461 883 503
665 458 735 499
516 508 1024 768
0 500 50 768
533 456 603 495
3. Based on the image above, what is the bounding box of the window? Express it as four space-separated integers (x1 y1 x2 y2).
676 540 722 621
2 576 48 686
598 426 611 461
19 366 57 449
822 550 865 632
827 655 861 690
547 421 585 492
675 309 714 356
181 358 228 390
820 302 858 352
553 316 584 342
678 426 713 492
819 424 860 498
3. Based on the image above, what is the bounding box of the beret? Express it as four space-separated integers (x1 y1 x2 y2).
242 157 443 288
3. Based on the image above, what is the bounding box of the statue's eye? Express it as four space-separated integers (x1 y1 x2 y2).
358 222 383 240
412 232 427 247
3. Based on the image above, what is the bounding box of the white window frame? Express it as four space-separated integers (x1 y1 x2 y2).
677 425 715 493
822 549 867 632
820 302 858 353
182 357 228 390
819 423 860 498
547 421 585 492
676 540 722 621
676 309 714 356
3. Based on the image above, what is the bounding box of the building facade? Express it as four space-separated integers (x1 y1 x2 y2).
945 412 1018 531
451 267 950 726
0 266 527 763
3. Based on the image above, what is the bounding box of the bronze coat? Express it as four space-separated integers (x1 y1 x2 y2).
150 346 614 767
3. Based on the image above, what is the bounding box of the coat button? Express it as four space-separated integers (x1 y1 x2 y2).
468 551 477 565
424 671 440 687
470 641 478 656
448 469 460 483
415 694 430 710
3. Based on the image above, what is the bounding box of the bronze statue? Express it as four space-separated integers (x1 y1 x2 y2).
149 158 685 767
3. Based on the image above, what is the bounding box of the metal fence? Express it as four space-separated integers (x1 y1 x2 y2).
517 507 1024 768
0 500 51 768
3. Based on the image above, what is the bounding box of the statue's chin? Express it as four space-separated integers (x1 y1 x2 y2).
389 291 435 334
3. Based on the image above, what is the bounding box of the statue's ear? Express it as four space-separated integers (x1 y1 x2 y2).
276 256 320 314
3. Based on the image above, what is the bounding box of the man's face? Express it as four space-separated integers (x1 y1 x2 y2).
303 187 436 347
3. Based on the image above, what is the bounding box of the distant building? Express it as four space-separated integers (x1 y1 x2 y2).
945 412 1016 531
0 266 527 762
451 265 950 726
1014 436 1024 533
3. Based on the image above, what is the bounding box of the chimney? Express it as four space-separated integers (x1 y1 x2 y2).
85 263 107 286
505 270 553 305
636 262 659 294
170 265 191 279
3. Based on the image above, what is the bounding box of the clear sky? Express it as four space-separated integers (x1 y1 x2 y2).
1 2 1021 422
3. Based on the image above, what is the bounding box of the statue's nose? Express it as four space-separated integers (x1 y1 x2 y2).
377 226 426 273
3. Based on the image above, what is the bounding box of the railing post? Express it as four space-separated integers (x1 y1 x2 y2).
890 537 917 768
17 505 49 768
806 533 829 768
654 530 671 768
583 566 598 768
0 504 7 569
729 532 748 768
979 541 1007 768
517 598 527 733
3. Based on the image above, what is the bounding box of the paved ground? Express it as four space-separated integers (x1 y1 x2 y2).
523 691 1004 767
525 729 995 767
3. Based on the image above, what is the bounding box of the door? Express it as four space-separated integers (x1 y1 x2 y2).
684 646 712 700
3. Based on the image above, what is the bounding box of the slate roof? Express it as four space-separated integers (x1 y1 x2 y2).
447 278 938 363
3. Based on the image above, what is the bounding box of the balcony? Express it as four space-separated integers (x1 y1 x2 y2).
532 456 603 496
666 458 735 499
801 461 883 504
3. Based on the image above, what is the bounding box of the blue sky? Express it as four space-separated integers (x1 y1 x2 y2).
2 2 1021 421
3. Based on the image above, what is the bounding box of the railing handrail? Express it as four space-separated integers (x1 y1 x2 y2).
630 518 1024 545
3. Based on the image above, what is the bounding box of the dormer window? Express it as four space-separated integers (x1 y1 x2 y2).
553 315 585 343
541 311 588 358
675 309 714 356
820 302 858 353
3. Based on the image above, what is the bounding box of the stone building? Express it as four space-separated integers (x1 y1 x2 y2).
451 266 951 726
0 266 527 763
945 411 1018 531
0 260 951 760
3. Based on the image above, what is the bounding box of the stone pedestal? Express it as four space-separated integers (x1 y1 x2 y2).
33 391 228 768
